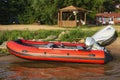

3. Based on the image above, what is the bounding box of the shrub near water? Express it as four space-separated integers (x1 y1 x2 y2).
0 30 61 43
60 30 97 42
0 49 9 57
0 28 118 44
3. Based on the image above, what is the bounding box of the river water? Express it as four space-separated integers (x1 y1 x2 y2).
0 54 120 80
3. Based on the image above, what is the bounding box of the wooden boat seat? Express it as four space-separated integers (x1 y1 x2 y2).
46 43 59 48
77 46 85 50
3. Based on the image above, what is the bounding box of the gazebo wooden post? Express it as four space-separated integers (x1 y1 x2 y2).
60 11 62 27
76 13 78 26
84 12 86 24
75 13 77 23
58 11 60 26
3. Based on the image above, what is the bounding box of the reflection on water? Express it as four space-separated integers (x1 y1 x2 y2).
0 56 120 80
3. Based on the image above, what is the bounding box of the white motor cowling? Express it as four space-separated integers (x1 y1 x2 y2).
85 37 104 50
85 37 95 47
92 25 117 46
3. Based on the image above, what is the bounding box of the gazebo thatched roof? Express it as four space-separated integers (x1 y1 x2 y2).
60 5 87 12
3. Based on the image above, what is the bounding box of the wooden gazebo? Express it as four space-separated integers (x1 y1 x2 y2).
58 5 88 27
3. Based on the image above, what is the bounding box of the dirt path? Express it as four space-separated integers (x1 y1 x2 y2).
0 25 65 31
0 25 120 32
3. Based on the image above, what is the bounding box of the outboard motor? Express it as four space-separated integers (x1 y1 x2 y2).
85 37 113 63
85 37 104 50
83 25 115 63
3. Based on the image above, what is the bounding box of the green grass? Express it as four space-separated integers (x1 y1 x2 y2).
0 29 98 44
60 29 97 42
0 30 62 43
0 26 119 44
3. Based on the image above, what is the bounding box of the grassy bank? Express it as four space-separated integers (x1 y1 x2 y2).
0 28 120 43
0 30 61 44
0 29 98 43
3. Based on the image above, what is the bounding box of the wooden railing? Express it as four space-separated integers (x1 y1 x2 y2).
59 20 77 27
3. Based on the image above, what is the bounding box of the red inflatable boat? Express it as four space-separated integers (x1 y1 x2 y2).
6 39 112 64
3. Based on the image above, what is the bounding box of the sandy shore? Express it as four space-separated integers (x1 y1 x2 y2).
0 55 31 63
106 38 120 55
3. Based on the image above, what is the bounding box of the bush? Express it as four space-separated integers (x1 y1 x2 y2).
0 30 62 43
59 29 97 42
0 29 97 43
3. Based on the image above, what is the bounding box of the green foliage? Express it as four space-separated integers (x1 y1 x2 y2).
103 0 118 12
60 29 97 42
18 8 35 24
0 30 61 43
0 0 26 24
0 29 98 43
0 0 119 24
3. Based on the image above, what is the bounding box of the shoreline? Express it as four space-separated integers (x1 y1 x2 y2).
106 37 120 56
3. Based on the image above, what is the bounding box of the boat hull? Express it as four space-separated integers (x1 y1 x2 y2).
6 39 112 64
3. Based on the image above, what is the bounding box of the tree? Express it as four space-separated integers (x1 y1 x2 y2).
17 0 36 24
92 0 105 13
103 0 116 12
0 0 9 24
0 0 119 25
0 0 29 24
